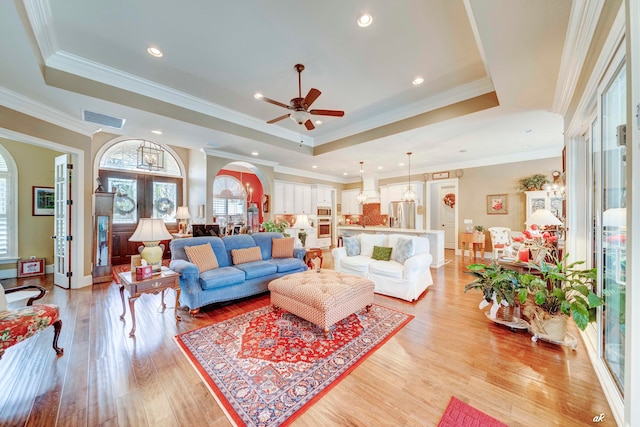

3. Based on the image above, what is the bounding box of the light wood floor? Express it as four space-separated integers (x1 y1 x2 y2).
0 250 615 427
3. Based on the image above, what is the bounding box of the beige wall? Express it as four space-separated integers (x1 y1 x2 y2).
457 157 562 248
0 138 62 271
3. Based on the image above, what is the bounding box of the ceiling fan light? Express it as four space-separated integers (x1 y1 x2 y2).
290 110 310 125
357 14 373 27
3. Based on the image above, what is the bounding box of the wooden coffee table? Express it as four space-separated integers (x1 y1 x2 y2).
117 267 181 337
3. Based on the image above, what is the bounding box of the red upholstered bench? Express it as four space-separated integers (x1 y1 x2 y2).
0 285 63 359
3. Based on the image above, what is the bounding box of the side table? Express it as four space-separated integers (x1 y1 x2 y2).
117 267 181 337
460 232 485 262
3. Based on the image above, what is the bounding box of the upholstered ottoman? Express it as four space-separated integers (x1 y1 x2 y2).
268 270 375 337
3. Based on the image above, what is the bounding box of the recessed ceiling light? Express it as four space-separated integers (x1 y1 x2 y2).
459 149 467 153
522 129 533 134
314 120 322 125
251 151 259 156
343 172 348 176
151 130 162 135
254 93 263 99
398 162 405 167
312 165 318 169
147 47 163 57
377 166 383 170
412 77 424 85
357 13 373 27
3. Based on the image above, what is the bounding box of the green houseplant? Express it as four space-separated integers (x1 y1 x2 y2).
464 263 525 321
519 252 603 335
261 219 290 237
518 174 549 192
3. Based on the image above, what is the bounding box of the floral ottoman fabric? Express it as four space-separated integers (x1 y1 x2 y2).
0 304 60 356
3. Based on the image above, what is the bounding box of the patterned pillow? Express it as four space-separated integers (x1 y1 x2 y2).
272 237 294 258
371 245 392 261
343 236 360 256
184 243 219 273
395 238 414 264
231 246 263 264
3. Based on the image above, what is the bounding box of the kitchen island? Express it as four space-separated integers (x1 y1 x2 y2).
336 226 445 268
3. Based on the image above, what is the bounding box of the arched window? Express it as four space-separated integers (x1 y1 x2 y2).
100 139 181 176
213 176 246 229
0 145 17 259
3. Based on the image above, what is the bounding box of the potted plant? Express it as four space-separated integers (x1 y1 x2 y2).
519 252 603 340
518 174 549 192
474 225 486 233
464 263 525 322
261 219 290 236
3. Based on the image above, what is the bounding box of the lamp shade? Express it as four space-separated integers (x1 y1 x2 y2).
603 207 626 228
293 214 311 229
176 206 191 220
526 209 562 227
129 218 173 242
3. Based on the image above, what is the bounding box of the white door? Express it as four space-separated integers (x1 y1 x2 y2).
438 184 457 249
53 154 72 288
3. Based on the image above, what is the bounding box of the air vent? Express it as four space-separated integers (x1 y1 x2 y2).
83 110 126 129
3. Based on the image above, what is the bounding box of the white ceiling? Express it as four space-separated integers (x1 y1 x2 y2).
0 0 588 183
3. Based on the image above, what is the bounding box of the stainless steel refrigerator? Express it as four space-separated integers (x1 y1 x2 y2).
389 201 415 229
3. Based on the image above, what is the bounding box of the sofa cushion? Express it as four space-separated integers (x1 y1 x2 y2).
184 243 218 273
369 260 404 279
231 246 262 265
199 266 246 290
234 261 278 280
371 245 392 261
360 234 386 257
395 238 414 264
268 257 304 273
343 236 360 256
341 255 374 274
272 237 294 258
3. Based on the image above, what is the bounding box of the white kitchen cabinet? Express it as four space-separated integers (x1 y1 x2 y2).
312 185 333 207
273 180 312 214
340 189 362 215
525 191 564 223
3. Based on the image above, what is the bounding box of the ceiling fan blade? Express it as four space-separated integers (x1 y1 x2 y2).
304 119 315 130
260 96 291 109
309 109 345 117
302 88 321 108
267 114 290 124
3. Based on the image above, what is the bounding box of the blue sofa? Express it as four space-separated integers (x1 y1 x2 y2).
169 232 307 313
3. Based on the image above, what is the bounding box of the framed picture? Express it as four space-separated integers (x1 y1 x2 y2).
487 194 508 214
432 171 450 180
17 258 45 277
32 186 55 216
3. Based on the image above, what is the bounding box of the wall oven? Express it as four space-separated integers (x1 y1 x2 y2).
317 207 331 217
317 218 331 238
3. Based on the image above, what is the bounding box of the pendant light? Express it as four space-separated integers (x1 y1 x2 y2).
402 152 416 202
356 161 367 204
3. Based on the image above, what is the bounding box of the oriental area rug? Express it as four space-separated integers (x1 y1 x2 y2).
175 304 412 427
438 396 509 427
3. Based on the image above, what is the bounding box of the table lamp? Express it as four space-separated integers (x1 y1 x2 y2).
293 214 312 247
129 218 173 272
176 206 191 234
525 208 562 228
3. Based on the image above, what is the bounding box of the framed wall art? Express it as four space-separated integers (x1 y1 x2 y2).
32 186 55 216
432 171 450 180
17 258 45 277
486 194 508 215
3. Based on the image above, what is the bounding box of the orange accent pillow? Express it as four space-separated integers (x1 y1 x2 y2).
231 246 263 265
272 237 294 258
184 243 218 273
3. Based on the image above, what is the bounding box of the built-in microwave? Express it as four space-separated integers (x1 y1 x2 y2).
317 207 331 217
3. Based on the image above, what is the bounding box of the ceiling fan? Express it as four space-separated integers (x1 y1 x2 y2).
258 64 344 130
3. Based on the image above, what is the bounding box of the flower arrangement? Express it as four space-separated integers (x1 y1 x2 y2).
512 224 558 263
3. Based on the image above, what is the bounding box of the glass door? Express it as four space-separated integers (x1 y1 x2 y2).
599 62 627 392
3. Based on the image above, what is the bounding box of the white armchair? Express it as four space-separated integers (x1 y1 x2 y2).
488 227 512 259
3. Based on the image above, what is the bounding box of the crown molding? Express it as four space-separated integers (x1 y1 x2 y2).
551 0 605 115
0 86 100 135
44 51 314 146
314 78 494 145
21 0 57 60
272 166 348 184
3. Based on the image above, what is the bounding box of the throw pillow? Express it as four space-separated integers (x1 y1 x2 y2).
360 233 386 257
371 245 393 261
395 237 414 264
343 236 360 256
184 243 219 273
231 246 263 265
272 237 294 258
